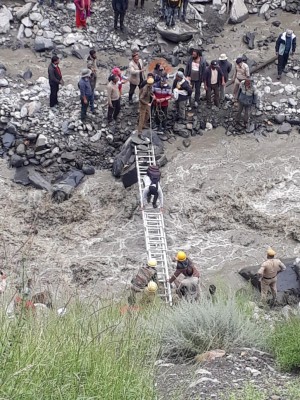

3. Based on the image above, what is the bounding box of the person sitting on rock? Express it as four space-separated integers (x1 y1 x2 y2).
257 248 286 302
152 72 172 131
128 258 158 305
169 251 200 287
203 60 224 109
235 78 257 128
165 0 182 30
78 68 94 121
275 29 296 80
137 77 154 139
107 73 121 123
172 70 192 122
185 49 207 108
232 57 250 102
176 265 200 301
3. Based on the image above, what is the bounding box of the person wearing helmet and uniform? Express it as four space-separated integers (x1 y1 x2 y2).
128 258 158 305
140 281 158 306
257 248 286 302
169 251 200 287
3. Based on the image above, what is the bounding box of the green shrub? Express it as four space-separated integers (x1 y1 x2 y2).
0 300 159 399
158 292 268 360
269 316 300 371
226 383 267 400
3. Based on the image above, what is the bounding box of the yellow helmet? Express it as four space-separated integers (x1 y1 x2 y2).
147 281 158 293
267 247 276 256
147 258 157 267
176 251 187 262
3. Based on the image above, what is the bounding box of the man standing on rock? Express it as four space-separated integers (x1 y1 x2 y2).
179 0 189 22
112 0 128 32
165 0 182 30
48 56 63 109
107 74 121 124
203 60 224 109
137 77 154 139
275 29 296 80
232 57 250 102
217 53 232 103
78 68 93 122
172 71 192 122
184 49 207 108
128 51 145 105
152 72 172 131
257 248 286 302
235 78 257 128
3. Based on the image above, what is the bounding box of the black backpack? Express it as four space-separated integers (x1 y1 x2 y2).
147 165 161 185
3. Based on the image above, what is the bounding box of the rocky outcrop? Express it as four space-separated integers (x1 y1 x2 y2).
229 0 249 23
156 22 199 43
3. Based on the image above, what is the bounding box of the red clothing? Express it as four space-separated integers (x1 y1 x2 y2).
74 0 91 28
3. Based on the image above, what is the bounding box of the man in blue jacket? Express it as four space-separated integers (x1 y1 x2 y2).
78 68 93 122
112 0 128 32
275 29 296 80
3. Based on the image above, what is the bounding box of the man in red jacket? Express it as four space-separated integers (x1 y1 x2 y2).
152 73 172 131
48 56 63 108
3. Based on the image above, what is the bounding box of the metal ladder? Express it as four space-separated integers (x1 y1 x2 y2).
134 142 173 306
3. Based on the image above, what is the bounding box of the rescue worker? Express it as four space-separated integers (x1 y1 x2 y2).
152 72 172 131
169 251 200 287
275 29 296 80
128 258 158 305
176 265 200 301
140 281 158 305
257 248 286 302
137 77 154 139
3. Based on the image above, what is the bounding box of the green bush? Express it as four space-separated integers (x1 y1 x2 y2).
158 292 268 360
0 300 160 399
226 383 266 400
269 316 300 371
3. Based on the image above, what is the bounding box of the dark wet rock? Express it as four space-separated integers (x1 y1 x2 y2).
121 163 137 188
112 141 132 178
239 258 300 306
82 165 95 175
35 134 48 151
2 132 15 149
22 68 33 80
52 170 85 203
274 114 285 124
272 20 281 27
34 37 54 52
157 154 168 168
156 21 198 43
13 167 30 186
277 122 292 134
28 171 52 191
5 123 18 135
183 138 191 147
243 31 255 50
229 0 249 24
10 154 24 168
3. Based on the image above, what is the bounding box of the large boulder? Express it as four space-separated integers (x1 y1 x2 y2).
156 21 199 43
34 37 54 52
0 6 13 34
16 2 33 20
239 258 300 305
229 0 249 24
